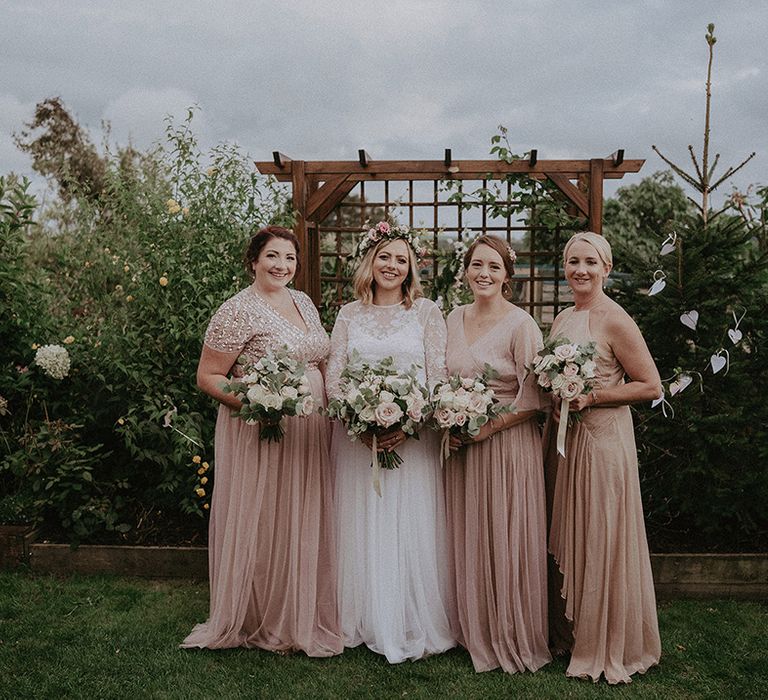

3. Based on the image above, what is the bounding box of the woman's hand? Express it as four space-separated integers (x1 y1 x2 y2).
448 422 496 452
361 427 408 452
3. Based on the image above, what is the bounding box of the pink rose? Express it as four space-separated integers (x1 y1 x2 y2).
467 393 487 414
406 397 426 421
559 377 585 400
434 407 454 428
374 401 403 428
562 363 579 378
376 221 391 234
537 373 552 389
553 343 579 362
454 412 468 427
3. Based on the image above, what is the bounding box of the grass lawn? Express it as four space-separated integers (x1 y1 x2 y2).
1 572 766 699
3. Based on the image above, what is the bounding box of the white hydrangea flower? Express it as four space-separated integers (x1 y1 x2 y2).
34 344 71 380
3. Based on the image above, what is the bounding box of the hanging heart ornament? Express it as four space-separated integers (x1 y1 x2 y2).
648 270 666 296
728 328 743 344
710 353 727 374
669 374 693 395
680 310 699 330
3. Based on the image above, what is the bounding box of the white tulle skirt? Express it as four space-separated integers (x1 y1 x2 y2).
332 423 456 663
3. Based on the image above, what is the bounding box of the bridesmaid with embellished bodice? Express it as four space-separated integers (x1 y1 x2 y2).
326 224 456 664
181 226 342 655
546 232 661 684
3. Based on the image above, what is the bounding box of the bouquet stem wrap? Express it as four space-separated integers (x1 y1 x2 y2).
557 398 570 457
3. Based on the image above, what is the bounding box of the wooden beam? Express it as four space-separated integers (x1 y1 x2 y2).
545 172 589 217
588 158 604 233
253 158 644 182
305 174 357 223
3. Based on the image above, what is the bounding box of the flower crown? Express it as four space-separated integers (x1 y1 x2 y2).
355 221 428 260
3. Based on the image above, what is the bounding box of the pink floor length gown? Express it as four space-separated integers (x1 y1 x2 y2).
444 305 552 673
546 300 661 683
181 287 342 655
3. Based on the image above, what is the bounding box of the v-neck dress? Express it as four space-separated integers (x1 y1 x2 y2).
181 287 342 655
546 302 661 683
443 305 551 673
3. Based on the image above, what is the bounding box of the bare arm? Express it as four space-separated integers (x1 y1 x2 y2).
196 344 243 410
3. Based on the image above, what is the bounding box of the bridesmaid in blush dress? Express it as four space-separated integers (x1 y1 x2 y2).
546 232 662 684
181 226 342 655
444 235 551 674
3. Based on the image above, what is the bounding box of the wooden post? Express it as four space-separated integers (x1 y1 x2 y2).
290 160 312 298
588 158 604 234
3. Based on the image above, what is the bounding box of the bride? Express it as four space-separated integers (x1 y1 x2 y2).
326 222 456 663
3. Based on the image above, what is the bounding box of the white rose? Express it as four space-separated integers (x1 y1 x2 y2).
562 363 579 378
581 360 597 379
262 393 283 410
537 373 552 389
300 395 315 415
534 354 556 373
467 393 487 414
359 405 376 423
280 386 298 400
550 374 566 392
246 385 266 404
379 390 395 403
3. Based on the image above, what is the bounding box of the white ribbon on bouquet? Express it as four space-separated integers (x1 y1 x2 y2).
556 398 570 457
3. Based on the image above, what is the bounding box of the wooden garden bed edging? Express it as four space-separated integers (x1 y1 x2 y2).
17 544 768 599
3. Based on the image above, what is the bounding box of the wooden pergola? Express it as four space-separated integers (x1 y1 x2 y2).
255 151 643 310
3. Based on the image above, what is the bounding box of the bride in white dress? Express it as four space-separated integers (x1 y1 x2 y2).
326 223 456 663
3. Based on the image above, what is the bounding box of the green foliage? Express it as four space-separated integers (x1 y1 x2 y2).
607 192 768 549
1 107 289 542
603 170 694 267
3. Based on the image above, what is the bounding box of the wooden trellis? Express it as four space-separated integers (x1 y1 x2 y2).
255 151 643 324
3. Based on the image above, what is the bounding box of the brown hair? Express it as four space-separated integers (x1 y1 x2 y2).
352 237 423 308
244 226 301 278
463 235 516 298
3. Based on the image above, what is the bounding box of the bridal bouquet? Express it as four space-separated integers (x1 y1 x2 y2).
430 364 514 460
225 345 315 442
325 351 430 493
530 336 597 456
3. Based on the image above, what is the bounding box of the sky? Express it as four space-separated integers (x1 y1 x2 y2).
2 1 766 205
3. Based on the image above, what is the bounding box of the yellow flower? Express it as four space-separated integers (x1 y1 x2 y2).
206 167 218 177
203 503 210 510
84 261 91 268
31 343 39 350
125 295 134 302
202 462 209 470
124 265 130 272
197 467 205 476
115 284 124 293
63 336 75 345
192 455 202 464
195 488 206 497
166 198 181 214
104 247 111 254
200 476 208 485
159 276 169 287
117 418 125 425
182 207 189 216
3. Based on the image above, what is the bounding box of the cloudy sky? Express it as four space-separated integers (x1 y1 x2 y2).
2 1 766 203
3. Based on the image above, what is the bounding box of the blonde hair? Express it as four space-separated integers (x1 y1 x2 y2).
352 237 424 308
563 231 613 269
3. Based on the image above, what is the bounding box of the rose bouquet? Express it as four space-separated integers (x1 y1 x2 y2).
325 351 430 494
430 364 514 460
225 345 315 442
530 336 597 456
